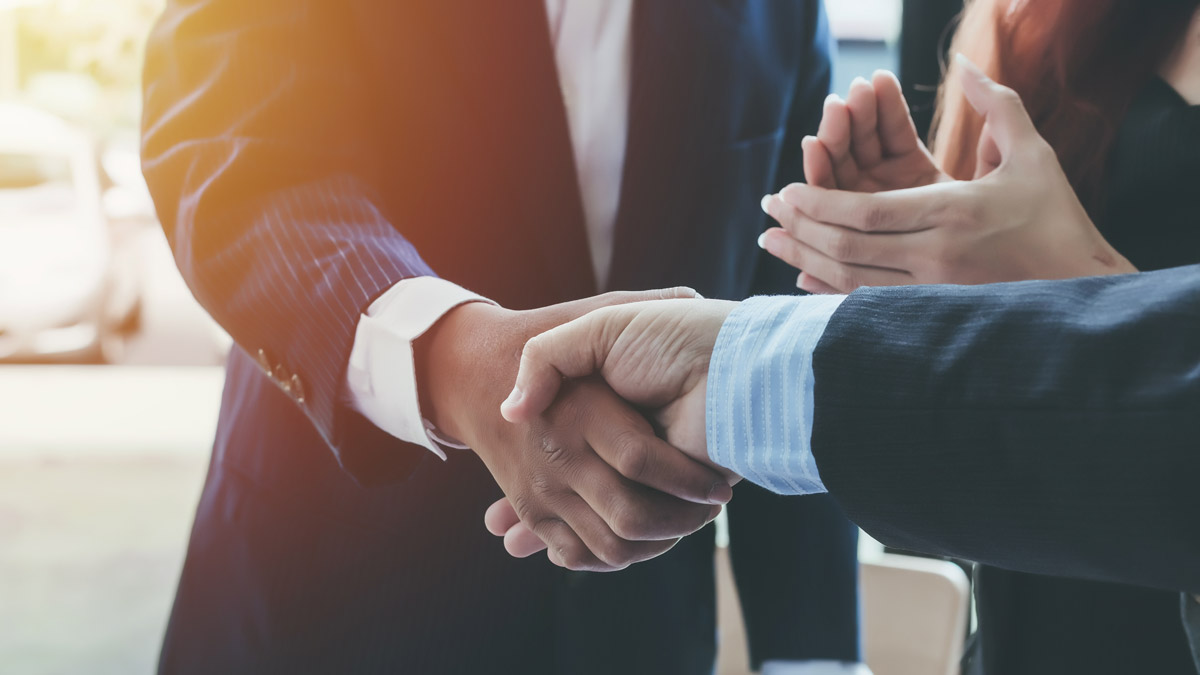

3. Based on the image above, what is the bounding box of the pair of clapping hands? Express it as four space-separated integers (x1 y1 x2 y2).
485 56 1134 570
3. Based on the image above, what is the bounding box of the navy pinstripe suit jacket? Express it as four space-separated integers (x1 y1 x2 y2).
142 1 858 673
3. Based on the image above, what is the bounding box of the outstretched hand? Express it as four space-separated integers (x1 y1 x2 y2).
486 298 741 567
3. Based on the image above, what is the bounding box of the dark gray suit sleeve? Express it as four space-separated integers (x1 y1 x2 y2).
811 265 1200 593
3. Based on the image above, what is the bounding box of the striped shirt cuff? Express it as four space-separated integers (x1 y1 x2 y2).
705 294 845 495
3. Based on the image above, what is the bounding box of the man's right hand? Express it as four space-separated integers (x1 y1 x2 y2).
415 289 731 572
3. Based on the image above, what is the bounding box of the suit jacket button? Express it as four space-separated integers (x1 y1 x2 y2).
290 374 306 404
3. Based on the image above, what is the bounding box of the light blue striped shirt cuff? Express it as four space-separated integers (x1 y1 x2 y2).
705 294 846 495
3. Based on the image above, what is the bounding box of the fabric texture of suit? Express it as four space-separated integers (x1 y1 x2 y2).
958 77 1200 675
141 1 857 673
811 265 1200 597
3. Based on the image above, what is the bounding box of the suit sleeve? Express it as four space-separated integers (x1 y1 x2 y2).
811 265 1200 593
141 0 433 477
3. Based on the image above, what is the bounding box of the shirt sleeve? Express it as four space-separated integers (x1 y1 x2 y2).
705 294 846 494
344 276 495 458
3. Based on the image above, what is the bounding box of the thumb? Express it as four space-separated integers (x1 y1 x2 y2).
499 305 637 423
955 53 1039 163
499 287 700 423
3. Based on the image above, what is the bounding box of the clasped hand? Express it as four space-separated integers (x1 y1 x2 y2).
486 298 739 569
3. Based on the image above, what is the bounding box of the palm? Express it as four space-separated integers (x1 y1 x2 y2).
806 71 949 194
844 147 946 193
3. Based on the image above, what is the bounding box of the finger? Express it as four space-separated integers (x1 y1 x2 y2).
801 136 837 189
779 208 922 269
502 521 549 558
759 228 914 292
797 272 843 295
500 306 638 423
817 94 859 188
527 512 605 571
954 53 1038 159
553 493 679 571
485 497 521 536
575 461 723 544
846 76 883 168
871 70 923 157
778 182 932 233
584 394 731 505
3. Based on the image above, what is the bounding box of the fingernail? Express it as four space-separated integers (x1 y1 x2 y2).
757 232 769 250
708 482 733 504
824 92 842 106
955 52 981 75
760 194 773 214
500 387 523 417
708 505 725 522
851 76 870 88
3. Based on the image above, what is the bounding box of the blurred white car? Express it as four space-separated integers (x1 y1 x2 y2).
0 103 143 363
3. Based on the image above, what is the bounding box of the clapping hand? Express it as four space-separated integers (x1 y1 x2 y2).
761 56 1134 293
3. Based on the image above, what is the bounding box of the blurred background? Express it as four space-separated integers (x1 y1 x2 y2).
0 2 964 674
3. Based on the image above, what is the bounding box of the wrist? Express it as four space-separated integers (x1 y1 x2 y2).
414 301 517 444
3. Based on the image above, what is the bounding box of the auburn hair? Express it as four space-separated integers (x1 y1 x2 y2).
931 0 1198 215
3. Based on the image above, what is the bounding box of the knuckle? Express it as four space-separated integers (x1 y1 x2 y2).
859 205 890 231
594 535 636 568
521 336 544 361
830 265 858 292
558 542 592 571
1031 139 1058 165
613 435 651 481
827 230 857 261
509 490 536 521
538 434 574 469
610 502 649 541
532 516 582 568
996 85 1023 107
529 472 556 500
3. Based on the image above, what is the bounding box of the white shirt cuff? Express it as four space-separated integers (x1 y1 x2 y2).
345 276 495 459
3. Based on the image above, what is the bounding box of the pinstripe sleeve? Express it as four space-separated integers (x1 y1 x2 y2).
142 0 435 478
705 294 845 495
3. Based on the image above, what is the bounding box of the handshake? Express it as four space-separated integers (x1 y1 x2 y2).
483 293 741 571
478 55 1123 571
